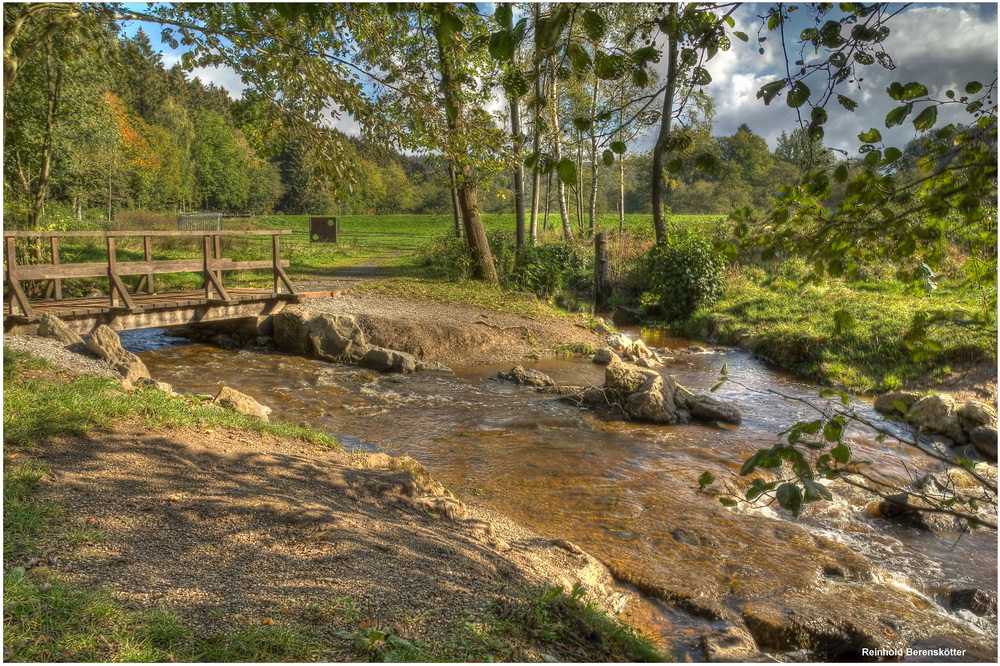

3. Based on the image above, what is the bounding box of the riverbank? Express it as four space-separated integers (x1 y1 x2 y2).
2 345 663 662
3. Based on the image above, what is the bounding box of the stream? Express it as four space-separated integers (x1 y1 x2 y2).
122 326 997 661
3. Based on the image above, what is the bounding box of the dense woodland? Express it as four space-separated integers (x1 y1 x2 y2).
3 23 831 227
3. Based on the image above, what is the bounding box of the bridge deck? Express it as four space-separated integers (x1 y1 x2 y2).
3 288 293 321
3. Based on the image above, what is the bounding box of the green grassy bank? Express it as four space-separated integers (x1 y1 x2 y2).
2 348 665 662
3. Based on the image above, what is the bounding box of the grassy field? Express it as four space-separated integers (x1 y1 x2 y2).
2 348 665 662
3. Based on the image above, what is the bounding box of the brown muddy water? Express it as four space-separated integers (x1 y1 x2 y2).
125 327 997 661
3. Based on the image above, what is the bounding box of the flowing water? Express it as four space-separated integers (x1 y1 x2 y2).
124 327 998 660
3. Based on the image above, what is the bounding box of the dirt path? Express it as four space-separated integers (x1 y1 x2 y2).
295 251 410 292
31 420 623 657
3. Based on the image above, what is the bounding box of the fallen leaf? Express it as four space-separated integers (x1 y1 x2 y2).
85 517 96 524
359 620 377 629
261 617 275 625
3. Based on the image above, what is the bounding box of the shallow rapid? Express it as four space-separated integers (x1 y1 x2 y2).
125 327 997 660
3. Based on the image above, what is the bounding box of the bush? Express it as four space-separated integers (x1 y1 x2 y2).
646 229 727 321
512 241 588 300
415 234 472 279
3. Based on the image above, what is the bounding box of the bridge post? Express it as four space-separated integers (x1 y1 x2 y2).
4 237 33 318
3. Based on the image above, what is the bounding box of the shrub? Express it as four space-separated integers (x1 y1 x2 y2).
512 241 588 300
646 228 727 321
415 234 472 279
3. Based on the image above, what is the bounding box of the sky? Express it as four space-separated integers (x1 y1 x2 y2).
124 2 999 156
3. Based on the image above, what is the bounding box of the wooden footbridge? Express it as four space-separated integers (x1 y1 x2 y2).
4 229 306 335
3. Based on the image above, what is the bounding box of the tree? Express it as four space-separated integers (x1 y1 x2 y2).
193 110 248 211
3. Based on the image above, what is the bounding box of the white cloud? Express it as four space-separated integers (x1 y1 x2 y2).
697 3 997 152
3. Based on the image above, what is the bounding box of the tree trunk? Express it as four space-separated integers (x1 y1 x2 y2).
447 160 464 239
436 7 498 283
588 77 600 236
550 72 572 240
576 131 584 231
527 3 542 244
28 45 63 231
543 169 552 232
651 4 679 245
618 155 625 233
510 90 526 248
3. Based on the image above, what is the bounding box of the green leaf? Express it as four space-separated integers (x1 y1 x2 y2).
610 140 627 154
802 478 833 502
885 103 912 128
524 152 539 169
837 94 858 112
733 31 749 42
965 80 983 94
776 483 803 516
602 149 614 166
488 31 516 61
833 164 849 182
691 67 712 86
719 497 738 508
823 417 844 442
830 443 851 464
556 157 577 185
698 471 715 490
833 309 856 333
582 9 606 41
757 80 785 105
494 4 513 28
739 450 767 476
912 105 938 132
858 128 882 143
884 146 902 163
786 81 810 108
567 42 592 72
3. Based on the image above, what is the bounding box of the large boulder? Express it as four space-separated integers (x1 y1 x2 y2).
214 386 270 420
497 365 555 387
273 305 369 363
958 401 997 427
591 347 616 365
688 393 742 425
969 425 997 461
38 313 84 346
86 325 150 381
604 357 659 403
359 346 417 374
873 390 921 417
624 374 678 423
605 332 632 352
905 393 966 443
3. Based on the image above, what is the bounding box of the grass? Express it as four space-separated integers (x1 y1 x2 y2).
671 261 996 393
2 347 340 450
3 348 666 663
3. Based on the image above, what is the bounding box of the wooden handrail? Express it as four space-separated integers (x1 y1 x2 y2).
2 229 293 238
3 230 297 319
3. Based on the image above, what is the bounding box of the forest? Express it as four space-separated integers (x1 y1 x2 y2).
4 15 833 228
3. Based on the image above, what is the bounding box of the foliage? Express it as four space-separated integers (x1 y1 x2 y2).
511 240 590 300
645 227 727 320
674 261 995 393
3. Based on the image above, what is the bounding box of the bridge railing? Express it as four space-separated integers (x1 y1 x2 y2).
3 229 296 319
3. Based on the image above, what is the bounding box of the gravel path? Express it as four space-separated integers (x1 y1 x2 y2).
3 335 117 378
28 421 625 656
